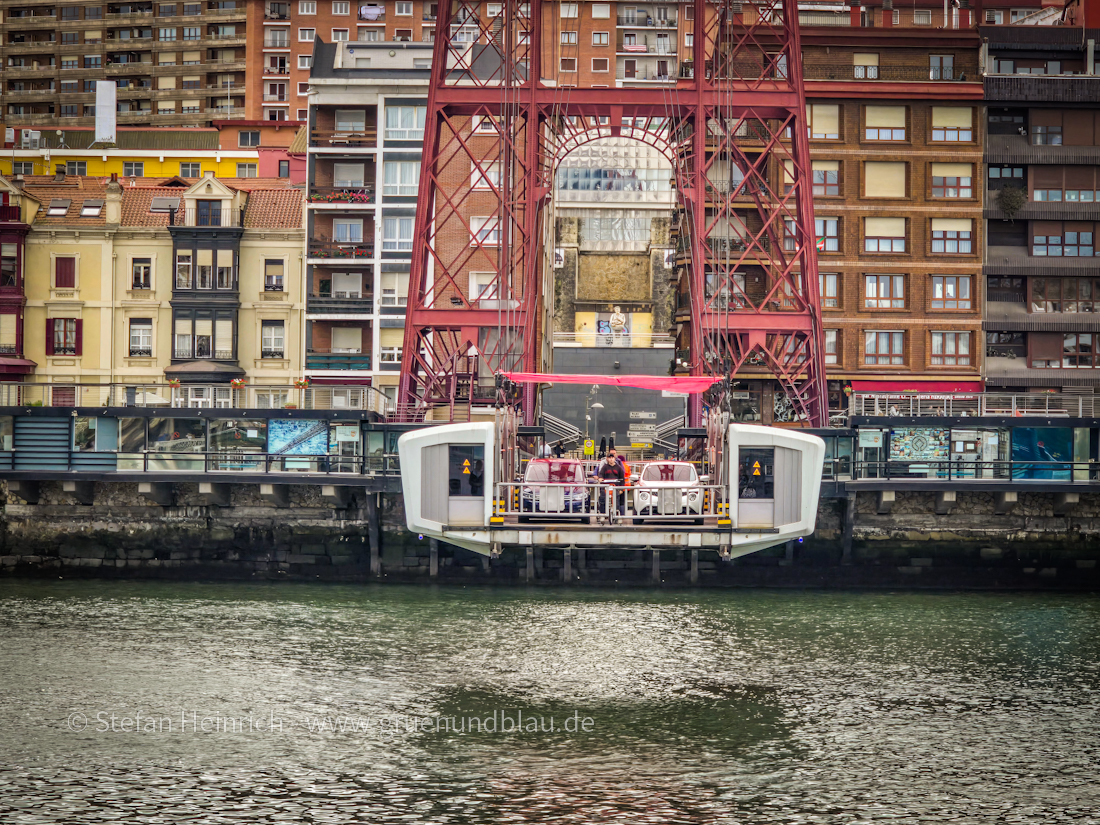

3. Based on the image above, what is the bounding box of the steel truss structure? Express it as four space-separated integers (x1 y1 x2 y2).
399 0 828 426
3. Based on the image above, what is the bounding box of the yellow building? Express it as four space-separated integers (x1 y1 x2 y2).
19 172 304 402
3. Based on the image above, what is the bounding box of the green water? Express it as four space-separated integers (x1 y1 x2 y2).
0 580 1097 823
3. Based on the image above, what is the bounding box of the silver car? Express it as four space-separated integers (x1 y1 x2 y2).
632 461 705 520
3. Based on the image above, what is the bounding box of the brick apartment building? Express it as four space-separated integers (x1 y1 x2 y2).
982 0 1100 399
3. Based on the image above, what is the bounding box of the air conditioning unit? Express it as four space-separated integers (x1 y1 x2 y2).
20 130 40 149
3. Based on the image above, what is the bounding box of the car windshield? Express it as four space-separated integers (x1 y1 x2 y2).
641 463 697 483
525 460 585 483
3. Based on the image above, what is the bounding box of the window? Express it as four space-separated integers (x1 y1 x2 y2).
685 32 693 48
864 105 905 141
332 0 349 12
84 55 101 68
1032 125 1062 145
12 162 34 176
132 258 152 290
66 161 87 176
561 31 577 44
560 3 578 16
180 162 200 177
332 28 349 40
824 330 838 364
592 31 608 45
298 82 309 95
988 166 1024 181
261 321 285 358
396 0 412 12
237 163 257 178
931 107 973 141
931 331 970 366
54 257 76 288
334 218 364 243
299 27 315 40
298 54 312 69
470 216 500 245
592 3 610 17
48 319 81 356
932 276 971 310
864 331 904 365
380 271 409 306
815 217 839 252
300 0 316 12
931 219 972 253
931 163 972 198
385 105 426 140
864 218 905 253
264 260 284 291
487 3 502 15
560 58 577 72
865 274 904 309
159 27 177 40
812 161 839 196
853 52 878 79
129 319 152 357
820 273 838 307
279 160 290 178
183 26 200 39
333 162 365 188
359 28 379 41
592 58 609 72
123 162 144 178
81 200 103 218
60 105 78 119
864 162 906 198
807 104 840 140
1010 8 1033 22
470 161 500 191
175 253 192 289
382 217 414 250
1033 228 1095 257
62 32 79 44
239 131 260 148
1 244 19 289
1061 333 1096 368
393 28 412 40
929 54 953 80
334 109 366 133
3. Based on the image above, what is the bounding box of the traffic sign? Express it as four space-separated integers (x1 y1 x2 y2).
630 411 656 419
583 438 594 456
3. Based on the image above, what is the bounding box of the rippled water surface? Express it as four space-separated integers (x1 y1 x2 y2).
1 580 1098 824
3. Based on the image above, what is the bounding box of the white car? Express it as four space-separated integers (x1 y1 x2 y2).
632 461 706 520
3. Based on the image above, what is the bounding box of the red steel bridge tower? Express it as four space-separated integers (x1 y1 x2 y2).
398 0 828 427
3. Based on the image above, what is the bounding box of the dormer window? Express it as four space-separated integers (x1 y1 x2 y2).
47 199 71 217
195 200 224 227
81 199 103 217
150 196 180 214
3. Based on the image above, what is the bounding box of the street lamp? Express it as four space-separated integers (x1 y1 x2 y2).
590 402 604 449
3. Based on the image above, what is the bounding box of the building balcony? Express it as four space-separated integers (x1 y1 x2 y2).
984 191 1100 222
985 74 1100 104
307 293 375 314
2 65 59 78
983 301 1100 333
616 71 676 83
308 185 375 205
617 43 676 55
984 245 1100 278
310 128 377 148
263 65 290 75
616 15 677 27
3 41 59 53
306 350 373 370
308 238 375 260
804 63 977 82
0 206 23 222
168 208 245 228
985 133 1100 166
357 9 385 21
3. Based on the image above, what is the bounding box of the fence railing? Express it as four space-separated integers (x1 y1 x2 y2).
0 383 390 415
551 331 674 346
852 393 1099 418
495 480 726 523
108 451 400 477
852 460 1089 482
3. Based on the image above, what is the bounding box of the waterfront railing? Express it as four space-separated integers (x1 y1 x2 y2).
851 393 1097 418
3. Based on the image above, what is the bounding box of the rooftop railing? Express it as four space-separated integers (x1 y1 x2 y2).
851 392 1099 418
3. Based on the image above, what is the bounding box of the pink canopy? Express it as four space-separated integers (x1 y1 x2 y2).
503 372 717 393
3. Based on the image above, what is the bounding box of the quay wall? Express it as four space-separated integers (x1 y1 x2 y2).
2 482 1100 589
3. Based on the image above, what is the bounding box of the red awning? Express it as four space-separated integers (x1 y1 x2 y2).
850 379 983 393
504 372 717 393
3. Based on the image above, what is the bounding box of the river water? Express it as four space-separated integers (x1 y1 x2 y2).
0 580 1098 824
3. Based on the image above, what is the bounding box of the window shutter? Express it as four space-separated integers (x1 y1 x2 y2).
809 105 839 136
1029 332 1063 361
932 218 972 232
1031 110 1062 127
812 160 840 173
1031 166 1064 188
55 257 76 288
865 105 905 128
865 217 905 236
930 163 972 178
853 53 879 66
864 162 906 197
74 319 83 356
215 319 233 353
931 107 972 128
45 320 55 355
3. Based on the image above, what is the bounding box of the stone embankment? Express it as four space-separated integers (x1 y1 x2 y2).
1 483 1099 589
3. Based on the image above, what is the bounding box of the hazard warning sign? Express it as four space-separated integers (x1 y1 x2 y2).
752 461 761 476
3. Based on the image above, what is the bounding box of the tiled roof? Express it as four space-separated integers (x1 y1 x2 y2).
243 189 303 229
120 186 180 228
9 128 221 151
20 176 109 226
287 126 308 155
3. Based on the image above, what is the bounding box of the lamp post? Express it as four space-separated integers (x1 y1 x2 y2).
590 402 604 450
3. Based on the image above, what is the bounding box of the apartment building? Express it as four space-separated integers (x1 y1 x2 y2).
0 122 301 181
305 39 430 405
981 1 1100 398
8 171 303 399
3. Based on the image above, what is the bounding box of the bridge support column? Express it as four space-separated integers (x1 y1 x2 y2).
320 485 351 508
576 547 586 580
366 493 381 576
199 482 231 508
8 480 40 504
138 482 173 507
876 490 896 515
783 539 795 566
842 493 856 564
63 481 94 506
651 546 660 584
994 491 1018 515
259 484 290 508
525 546 535 582
429 539 439 578
1055 492 1080 515
690 548 699 584
935 491 958 516
562 546 572 582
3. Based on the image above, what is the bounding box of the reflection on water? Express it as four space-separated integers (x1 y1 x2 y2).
0 581 1097 823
